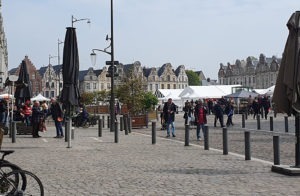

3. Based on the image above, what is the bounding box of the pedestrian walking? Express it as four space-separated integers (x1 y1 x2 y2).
183 100 192 125
226 101 234 127
213 101 224 127
49 98 64 138
194 99 207 140
163 98 177 137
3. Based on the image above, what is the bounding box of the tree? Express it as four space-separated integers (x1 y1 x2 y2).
186 70 200 86
142 92 158 111
116 72 148 115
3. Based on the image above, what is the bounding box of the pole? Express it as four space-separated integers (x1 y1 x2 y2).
295 115 300 167
110 0 115 134
152 121 156 144
222 127 228 155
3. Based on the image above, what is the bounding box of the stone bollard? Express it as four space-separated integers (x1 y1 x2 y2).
245 131 251 160
184 124 190 146
204 125 209 150
98 119 102 137
273 135 280 165
152 121 156 144
222 127 228 155
270 116 273 131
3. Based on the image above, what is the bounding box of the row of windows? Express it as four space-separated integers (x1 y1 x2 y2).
149 83 188 91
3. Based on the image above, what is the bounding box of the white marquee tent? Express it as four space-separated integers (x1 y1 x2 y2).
179 85 241 100
31 94 50 102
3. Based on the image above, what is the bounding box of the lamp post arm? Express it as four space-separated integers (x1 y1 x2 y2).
92 48 111 56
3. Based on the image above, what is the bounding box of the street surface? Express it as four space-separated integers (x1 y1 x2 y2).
0 112 299 195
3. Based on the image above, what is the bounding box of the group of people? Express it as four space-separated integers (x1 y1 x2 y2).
16 98 64 138
158 97 238 141
247 95 271 120
159 95 272 141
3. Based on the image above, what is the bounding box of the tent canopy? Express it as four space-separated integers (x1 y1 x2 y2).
224 90 258 98
31 94 50 102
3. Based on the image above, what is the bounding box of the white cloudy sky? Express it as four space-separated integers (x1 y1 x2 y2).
2 0 299 79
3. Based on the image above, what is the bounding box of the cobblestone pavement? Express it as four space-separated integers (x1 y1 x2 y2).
0 113 299 195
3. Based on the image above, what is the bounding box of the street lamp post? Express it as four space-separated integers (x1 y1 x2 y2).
58 39 64 96
71 15 91 27
90 0 118 139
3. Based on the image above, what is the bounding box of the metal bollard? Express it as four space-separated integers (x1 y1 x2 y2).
67 120 72 148
71 127 74 140
245 131 251 160
102 115 105 128
242 114 245 128
124 116 128 135
98 119 102 137
273 135 280 165
120 117 124 131
108 116 110 130
12 122 16 143
204 125 209 150
184 124 190 146
270 116 273 131
245 112 248 120
222 127 228 155
284 116 288 132
257 115 261 130
128 117 132 133
152 121 156 144
115 121 118 143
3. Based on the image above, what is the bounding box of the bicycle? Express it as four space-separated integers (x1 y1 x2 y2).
0 150 44 195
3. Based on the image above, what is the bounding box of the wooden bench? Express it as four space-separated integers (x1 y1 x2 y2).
16 122 32 135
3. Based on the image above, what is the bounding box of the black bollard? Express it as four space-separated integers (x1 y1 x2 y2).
71 127 74 140
12 122 16 143
102 115 105 128
245 131 251 160
273 135 280 165
204 125 209 150
257 115 261 130
120 117 124 131
108 116 111 130
115 121 118 143
128 117 132 133
245 112 248 120
270 116 273 131
124 116 128 135
98 119 102 137
284 116 288 133
152 121 156 144
222 127 228 155
184 124 190 146
242 114 245 128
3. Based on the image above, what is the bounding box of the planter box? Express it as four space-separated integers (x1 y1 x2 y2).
131 115 147 128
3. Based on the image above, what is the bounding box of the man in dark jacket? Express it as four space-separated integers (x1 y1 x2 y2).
49 98 64 138
213 101 224 127
163 98 177 137
31 101 44 138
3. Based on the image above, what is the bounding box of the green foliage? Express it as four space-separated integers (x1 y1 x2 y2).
142 91 159 111
185 70 200 86
116 72 148 115
80 90 109 105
